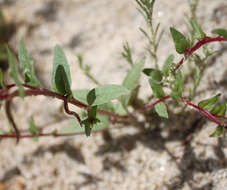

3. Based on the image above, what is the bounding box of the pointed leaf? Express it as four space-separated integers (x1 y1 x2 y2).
87 84 130 106
198 94 221 112
88 106 97 118
154 102 168 118
52 45 72 95
7 47 24 98
191 18 206 40
0 68 5 88
18 40 41 87
143 68 163 82
171 71 183 101
72 89 90 105
29 116 39 141
210 126 223 137
162 54 174 77
149 79 165 98
121 59 144 108
212 28 227 38
170 27 190 54
211 102 226 116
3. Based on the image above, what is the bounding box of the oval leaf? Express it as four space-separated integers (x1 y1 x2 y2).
143 68 163 82
52 45 72 95
149 79 165 98
87 85 130 106
170 27 190 54
212 28 227 38
154 102 168 119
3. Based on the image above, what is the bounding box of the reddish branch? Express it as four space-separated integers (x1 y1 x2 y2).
137 95 171 112
63 95 82 126
182 98 226 128
174 36 227 71
0 36 227 140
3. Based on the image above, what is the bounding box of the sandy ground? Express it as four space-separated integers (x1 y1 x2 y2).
0 0 227 189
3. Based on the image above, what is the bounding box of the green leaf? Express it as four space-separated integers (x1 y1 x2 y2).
211 102 226 116
18 40 41 87
88 106 97 118
87 85 130 106
191 18 206 40
121 59 144 108
0 129 6 134
29 116 39 141
149 79 165 98
170 27 190 54
7 47 24 98
212 28 227 38
210 126 223 137
122 42 133 66
0 68 5 88
143 68 163 82
72 89 127 115
162 54 174 77
84 124 92 137
198 94 221 112
171 71 183 101
154 102 168 118
52 45 72 95
60 114 110 135
72 89 90 105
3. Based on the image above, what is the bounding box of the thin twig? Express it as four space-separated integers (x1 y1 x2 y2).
5 100 20 143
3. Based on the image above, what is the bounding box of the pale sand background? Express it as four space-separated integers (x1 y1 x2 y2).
0 0 227 189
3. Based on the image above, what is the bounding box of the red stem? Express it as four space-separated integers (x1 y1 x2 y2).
137 95 171 112
63 95 82 126
174 36 227 71
182 98 226 128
